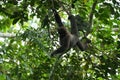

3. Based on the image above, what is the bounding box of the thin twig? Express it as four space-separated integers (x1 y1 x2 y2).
48 55 62 80
89 0 98 29
85 0 98 36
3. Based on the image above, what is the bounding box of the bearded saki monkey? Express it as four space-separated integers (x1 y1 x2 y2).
51 9 89 56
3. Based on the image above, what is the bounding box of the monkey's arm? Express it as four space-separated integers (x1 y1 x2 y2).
52 9 63 27
68 15 79 36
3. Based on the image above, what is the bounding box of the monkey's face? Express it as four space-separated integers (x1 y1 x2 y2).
81 37 91 43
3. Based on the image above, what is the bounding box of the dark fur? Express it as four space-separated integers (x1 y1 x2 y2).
51 9 89 56
52 9 63 27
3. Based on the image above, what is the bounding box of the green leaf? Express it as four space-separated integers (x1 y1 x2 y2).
12 18 19 24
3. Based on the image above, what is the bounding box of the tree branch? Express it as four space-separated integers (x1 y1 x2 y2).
0 32 16 38
89 0 98 28
57 0 71 16
85 0 98 36
49 55 62 80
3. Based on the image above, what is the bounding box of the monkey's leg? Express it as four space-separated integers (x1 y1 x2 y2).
51 46 69 56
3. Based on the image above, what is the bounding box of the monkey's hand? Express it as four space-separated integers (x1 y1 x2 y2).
52 8 57 14
68 15 74 20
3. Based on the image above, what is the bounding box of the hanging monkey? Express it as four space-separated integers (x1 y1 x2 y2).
51 9 90 57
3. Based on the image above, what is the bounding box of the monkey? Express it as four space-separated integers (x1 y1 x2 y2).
51 9 90 57
68 14 91 51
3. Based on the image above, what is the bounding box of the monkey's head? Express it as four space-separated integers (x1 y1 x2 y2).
81 37 91 50
81 37 91 43
68 15 74 20
58 27 68 37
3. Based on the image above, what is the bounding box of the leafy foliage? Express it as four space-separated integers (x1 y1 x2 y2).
0 0 120 80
